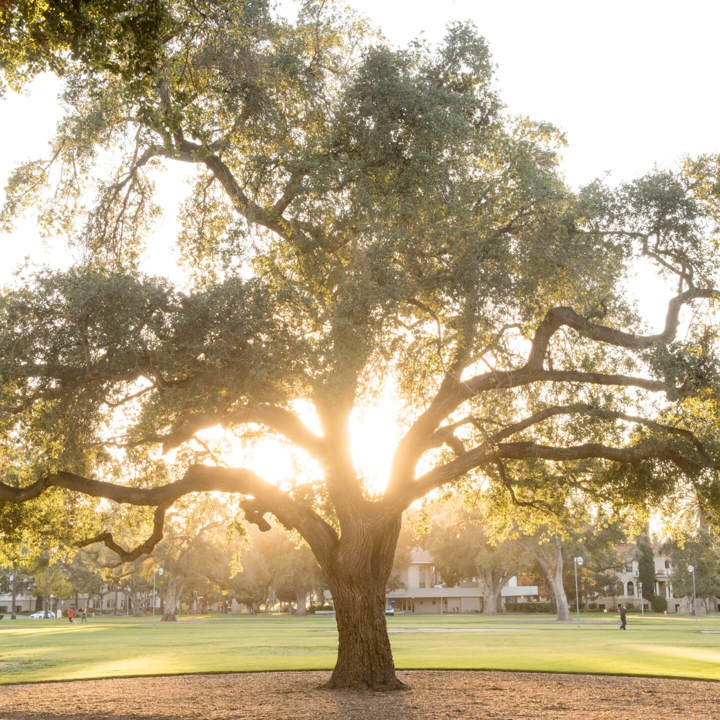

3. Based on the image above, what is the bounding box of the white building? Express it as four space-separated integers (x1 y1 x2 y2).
591 544 719 614
386 548 538 613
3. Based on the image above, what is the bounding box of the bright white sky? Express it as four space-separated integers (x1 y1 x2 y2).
0 0 718 491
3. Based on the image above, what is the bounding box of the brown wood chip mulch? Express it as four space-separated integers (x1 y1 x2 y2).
1 670 718 720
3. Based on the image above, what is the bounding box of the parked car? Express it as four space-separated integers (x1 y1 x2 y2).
28 611 56 619
385 606 394 615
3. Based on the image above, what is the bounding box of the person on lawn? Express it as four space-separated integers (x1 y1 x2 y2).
618 604 626 630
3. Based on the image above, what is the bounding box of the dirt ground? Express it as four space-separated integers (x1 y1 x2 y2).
1 670 718 720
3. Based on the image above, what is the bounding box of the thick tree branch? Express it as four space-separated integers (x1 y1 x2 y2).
526 288 720 369
1 465 338 566
387 288 718 498
160 404 327 460
77 504 169 563
398 438 709 510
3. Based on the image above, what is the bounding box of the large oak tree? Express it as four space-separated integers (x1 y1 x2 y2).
2 0 720 689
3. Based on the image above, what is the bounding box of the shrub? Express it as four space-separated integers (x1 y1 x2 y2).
504 601 554 613
651 595 668 613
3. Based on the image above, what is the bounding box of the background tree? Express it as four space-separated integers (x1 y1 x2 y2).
575 520 626 606
664 530 720 613
268 531 324 615
228 527 273 614
62 549 104 612
426 501 520 615
2 0 720 690
635 534 656 606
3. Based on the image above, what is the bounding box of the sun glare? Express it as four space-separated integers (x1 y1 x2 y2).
191 393 404 496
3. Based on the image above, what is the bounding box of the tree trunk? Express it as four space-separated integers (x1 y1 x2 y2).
481 590 497 615
547 537 570 621
319 508 405 690
295 589 308 616
325 572 402 689
10 565 17 620
161 575 184 622
477 568 507 616
548 567 570 621
530 535 570 621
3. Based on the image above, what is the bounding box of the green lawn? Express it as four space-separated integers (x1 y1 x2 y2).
1 613 719 685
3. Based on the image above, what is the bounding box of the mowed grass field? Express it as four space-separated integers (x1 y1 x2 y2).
1 613 719 685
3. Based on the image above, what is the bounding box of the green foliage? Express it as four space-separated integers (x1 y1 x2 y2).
425 500 521 589
228 524 323 611
1 0 720 605
651 595 667 613
635 535 656 602
0 0 174 94
664 529 720 603
504 601 553 613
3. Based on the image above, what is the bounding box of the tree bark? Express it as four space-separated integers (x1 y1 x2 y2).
161 575 184 622
325 572 402 689
523 534 570 622
543 537 570 622
547 566 570 621
317 506 405 690
10 564 17 620
477 568 507 616
43 567 49 618
295 589 307 616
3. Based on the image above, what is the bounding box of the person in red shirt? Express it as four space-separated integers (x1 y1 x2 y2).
68 607 75 623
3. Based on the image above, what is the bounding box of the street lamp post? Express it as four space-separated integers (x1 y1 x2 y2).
573 556 584 629
638 581 643 616
152 568 164 629
688 565 697 622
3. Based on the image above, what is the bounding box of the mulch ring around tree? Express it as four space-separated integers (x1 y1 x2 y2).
1 670 718 719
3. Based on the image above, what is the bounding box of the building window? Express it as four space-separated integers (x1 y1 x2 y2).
627 581 634 596
665 560 671 570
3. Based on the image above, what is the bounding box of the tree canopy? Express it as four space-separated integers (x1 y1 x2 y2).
1 0 720 689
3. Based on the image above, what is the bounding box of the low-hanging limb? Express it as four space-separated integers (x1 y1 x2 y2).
0 465 339 566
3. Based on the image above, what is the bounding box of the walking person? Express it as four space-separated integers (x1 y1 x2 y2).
80 607 87 623
618 603 626 630
68 607 75 624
